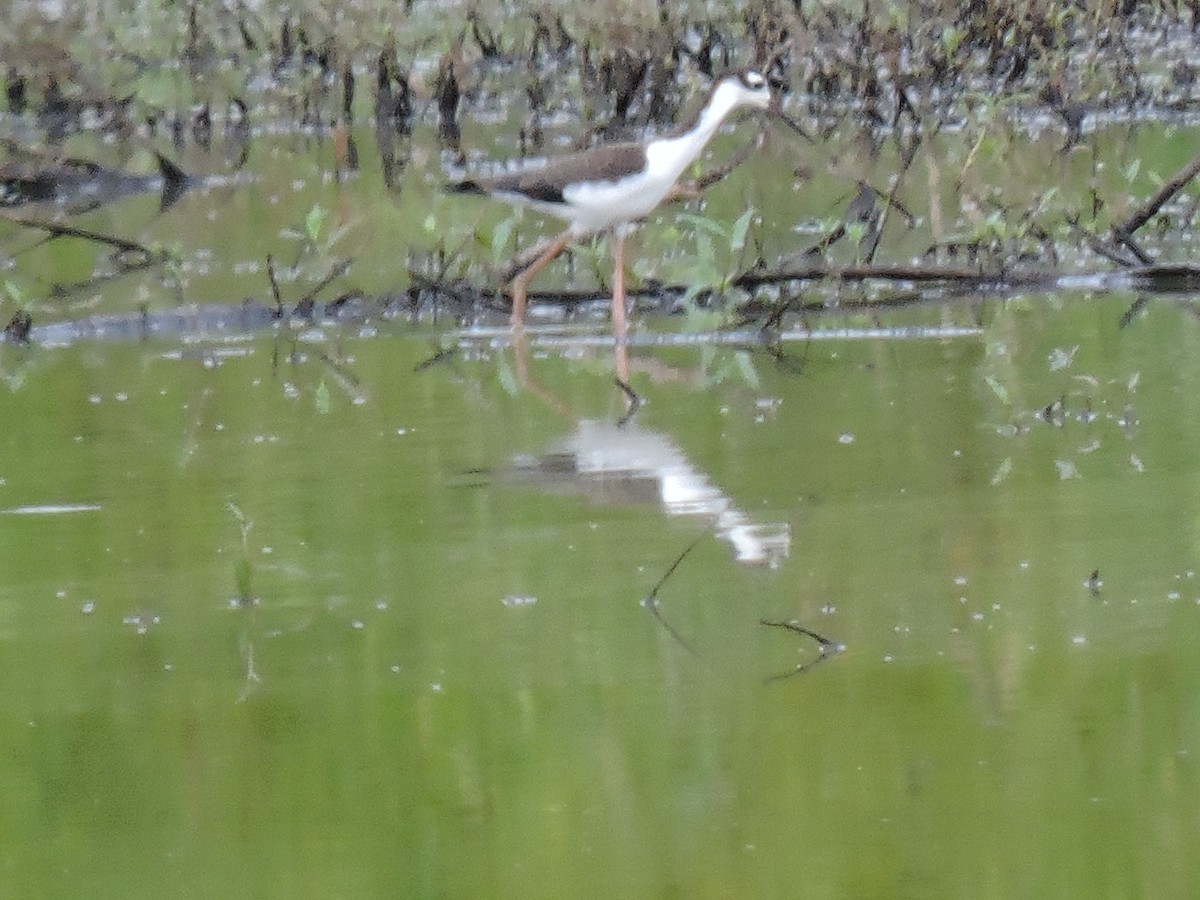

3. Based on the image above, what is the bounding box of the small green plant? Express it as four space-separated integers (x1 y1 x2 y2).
2 280 33 311
305 203 330 245
486 211 520 267
673 207 756 328
315 377 331 414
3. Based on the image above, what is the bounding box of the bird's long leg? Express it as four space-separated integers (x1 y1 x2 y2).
610 228 628 341
509 229 572 328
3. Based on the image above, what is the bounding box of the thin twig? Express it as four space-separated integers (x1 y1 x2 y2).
2 213 152 255
266 253 283 317
761 618 844 681
413 345 459 373
1114 150 1200 239
640 536 706 655
294 258 353 312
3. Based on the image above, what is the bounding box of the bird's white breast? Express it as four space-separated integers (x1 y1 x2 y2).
560 164 680 234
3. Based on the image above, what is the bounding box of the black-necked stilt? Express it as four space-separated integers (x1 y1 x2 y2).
448 69 774 335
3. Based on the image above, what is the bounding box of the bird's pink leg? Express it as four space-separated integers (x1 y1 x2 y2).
509 230 572 329
611 229 628 342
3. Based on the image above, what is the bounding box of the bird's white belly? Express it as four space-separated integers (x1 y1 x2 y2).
558 169 679 233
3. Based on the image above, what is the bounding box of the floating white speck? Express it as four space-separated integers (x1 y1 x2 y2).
351 619 364 630
838 433 855 444
1054 459 1079 480
81 601 95 614
2 504 100 515
502 595 537 608
123 613 161 635
1048 345 1078 371
1071 634 1087 645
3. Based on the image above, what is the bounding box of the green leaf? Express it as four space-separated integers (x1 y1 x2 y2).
315 378 331 414
733 350 760 389
990 457 1013 486
305 204 328 244
730 208 754 253
983 374 1010 405
491 215 516 264
497 356 519 396
677 213 730 239
695 230 715 277
3 280 30 310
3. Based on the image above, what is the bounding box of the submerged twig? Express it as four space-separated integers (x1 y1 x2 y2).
413 344 459 373
266 253 283 317
294 257 353 314
640 536 705 655
1113 150 1200 245
2 213 154 256
761 618 844 681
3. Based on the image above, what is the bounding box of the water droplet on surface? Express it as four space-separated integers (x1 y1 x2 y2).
502 595 537 608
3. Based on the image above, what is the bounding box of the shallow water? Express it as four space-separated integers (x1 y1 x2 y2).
3 45 1200 895
3 288 1200 896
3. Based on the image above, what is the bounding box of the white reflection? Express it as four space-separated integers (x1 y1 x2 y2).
510 419 790 567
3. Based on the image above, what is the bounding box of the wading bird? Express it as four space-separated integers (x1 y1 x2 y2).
448 69 775 336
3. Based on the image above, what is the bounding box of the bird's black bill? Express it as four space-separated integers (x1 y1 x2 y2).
767 103 813 144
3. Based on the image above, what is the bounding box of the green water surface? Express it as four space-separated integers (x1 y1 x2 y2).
3 293 1200 898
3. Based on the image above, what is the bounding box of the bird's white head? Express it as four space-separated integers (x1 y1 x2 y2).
690 68 773 134
716 69 773 114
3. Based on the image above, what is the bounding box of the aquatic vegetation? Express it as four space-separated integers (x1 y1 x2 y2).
0 0 1196 336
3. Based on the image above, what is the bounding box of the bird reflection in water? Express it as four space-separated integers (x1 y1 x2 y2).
504 336 790 567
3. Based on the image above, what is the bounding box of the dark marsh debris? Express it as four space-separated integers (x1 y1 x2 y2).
1 2 1199 333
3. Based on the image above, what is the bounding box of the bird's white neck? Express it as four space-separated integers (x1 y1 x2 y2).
644 80 749 184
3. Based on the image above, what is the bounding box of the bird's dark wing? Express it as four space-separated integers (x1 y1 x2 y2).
449 142 648 204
